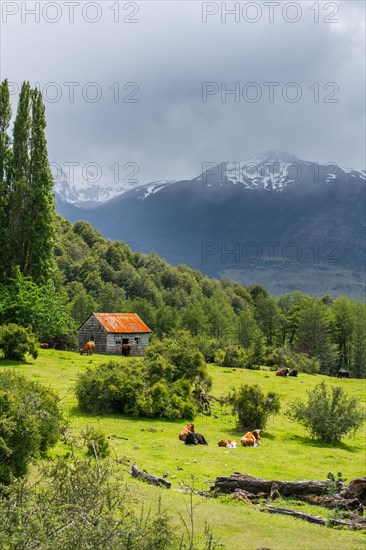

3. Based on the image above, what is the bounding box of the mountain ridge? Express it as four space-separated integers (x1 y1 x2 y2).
56 151 365 298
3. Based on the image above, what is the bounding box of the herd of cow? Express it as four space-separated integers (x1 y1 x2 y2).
275 367 350 378
42 342 352 381
178 423 262 448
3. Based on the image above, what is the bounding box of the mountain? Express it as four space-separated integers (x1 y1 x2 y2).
54 169 175 208
56 151 366 298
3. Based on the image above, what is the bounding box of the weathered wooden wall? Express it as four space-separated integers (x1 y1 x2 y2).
106 332 149 356
78 315 149 356
78 315 107 354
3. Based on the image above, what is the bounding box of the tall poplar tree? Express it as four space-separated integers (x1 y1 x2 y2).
0 80 12 283
27 88 55 281
9 81 32 277
2 81 55 283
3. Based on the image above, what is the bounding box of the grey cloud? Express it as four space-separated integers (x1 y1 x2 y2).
2 0 365 185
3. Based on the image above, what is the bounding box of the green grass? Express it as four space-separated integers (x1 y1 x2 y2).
2 350 366 549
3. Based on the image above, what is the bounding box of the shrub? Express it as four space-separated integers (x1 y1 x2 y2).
0 456 174 549
214 349 225 366
228 384 281 430
263 348 320 374
75 358 197 420
294 353 321 374
0 323 38 361
223 346 246 369
0 370 64 483
287 381 365 443
82 426 110 459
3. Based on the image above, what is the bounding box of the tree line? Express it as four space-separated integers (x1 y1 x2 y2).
0 79 365 377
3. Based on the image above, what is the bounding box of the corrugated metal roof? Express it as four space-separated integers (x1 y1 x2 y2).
93 313 152 334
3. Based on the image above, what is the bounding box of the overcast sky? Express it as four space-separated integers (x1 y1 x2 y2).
1 1 365 187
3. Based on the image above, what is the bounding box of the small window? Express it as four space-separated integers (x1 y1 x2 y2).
134 337 140 345
90 336 95 342
115 338 121 345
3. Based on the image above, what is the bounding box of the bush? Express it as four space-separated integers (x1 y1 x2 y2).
82 426 110 458
294 353 321 374
223 346 246 369
75 358 197 420
0 456 174 549
0 370 64 483
0 323 38 361
228 384 281 430
287 381 365 443
263 348 320 374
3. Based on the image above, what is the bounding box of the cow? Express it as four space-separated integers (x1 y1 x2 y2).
241 429 262 447
122 344 132 357
39 343 49 349
288 369 298 377
179 423 195 441
276 368 290 376
80 341 95 355
185 431 208 445
337 369 350 379
217 439 237 448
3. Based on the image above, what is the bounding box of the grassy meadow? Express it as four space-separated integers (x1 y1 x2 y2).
2 349 366 550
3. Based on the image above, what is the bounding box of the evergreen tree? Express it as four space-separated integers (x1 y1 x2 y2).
27 88 55 281
352 302 366 378
237 308 258 348
254 294 280 346
295 299 337 374
9 81 32 275
4 81 55 283
0 79 12 283
332 296 354 369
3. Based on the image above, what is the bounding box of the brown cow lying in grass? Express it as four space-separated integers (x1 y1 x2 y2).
217 439 237 448
178 423 195 441
80 341 95 355
39 343 49 349
240 429 262 447
276 368 290 376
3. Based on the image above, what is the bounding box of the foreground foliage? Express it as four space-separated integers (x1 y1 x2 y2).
0 457 174 550
287 381 365 443
0 370 64 483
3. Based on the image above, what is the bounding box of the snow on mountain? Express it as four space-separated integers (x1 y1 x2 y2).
134 181 176 200
195 150 366 192
54 151 365 206
54 168 176 207
53 168 136 208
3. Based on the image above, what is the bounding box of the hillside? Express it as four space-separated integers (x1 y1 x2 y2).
56 151 366 298
44 216 365 379
3 349 365 550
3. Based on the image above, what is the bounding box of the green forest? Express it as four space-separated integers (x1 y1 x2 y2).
1 79 366 550
0 80 365 378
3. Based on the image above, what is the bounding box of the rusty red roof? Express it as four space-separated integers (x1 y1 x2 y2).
93 313 151 333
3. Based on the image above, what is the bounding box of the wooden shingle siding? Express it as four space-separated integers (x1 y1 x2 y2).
78 315 107 354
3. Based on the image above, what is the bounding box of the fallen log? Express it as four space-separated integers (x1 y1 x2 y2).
130 462 171 489
232 488 267 502
338 478 366 504
302 494 362 511
342 511 366 524
212 473 331 497
261 504 366 530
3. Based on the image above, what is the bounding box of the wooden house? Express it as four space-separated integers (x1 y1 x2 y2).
77 313 151 356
